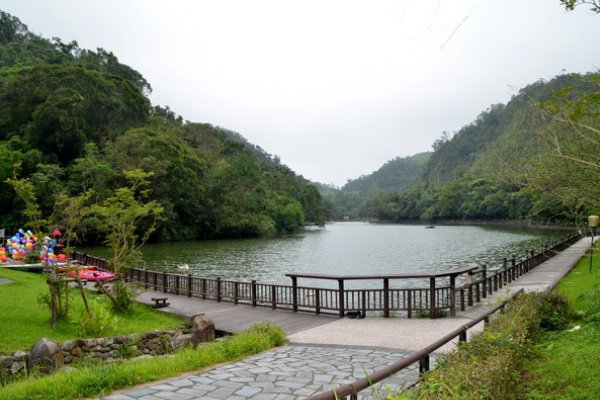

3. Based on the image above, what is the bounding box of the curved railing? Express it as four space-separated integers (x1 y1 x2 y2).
73 231 581 318
307 289 525 400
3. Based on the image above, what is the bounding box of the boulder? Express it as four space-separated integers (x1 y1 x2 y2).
172 332 194 350
28 338 62 374
190 314 215 346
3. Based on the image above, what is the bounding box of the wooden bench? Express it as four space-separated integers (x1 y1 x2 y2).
151 297 170 308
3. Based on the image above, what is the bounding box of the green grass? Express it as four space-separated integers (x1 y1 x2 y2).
523 243 600 400
0 268 183 353
554 244 600 312
0 323 286 400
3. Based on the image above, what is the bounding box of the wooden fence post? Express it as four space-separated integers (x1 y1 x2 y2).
419 355 430 376
429 277 436 318
251 280 257 307
187 274 192 297
216 277 222 302
449 275 456 317
234 282 239 305
338 279 345 318
481 266 487 299
383 278 390 318
291 276 298 312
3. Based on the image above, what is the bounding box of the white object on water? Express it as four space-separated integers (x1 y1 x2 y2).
178 263 190 270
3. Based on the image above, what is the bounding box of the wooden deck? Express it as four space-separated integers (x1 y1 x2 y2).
136 290 337 335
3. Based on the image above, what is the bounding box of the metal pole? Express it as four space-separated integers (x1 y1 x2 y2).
591 227 595 274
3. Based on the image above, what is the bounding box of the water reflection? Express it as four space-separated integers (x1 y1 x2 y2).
81 222 568 289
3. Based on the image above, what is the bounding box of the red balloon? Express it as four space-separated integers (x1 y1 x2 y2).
53 230 62 237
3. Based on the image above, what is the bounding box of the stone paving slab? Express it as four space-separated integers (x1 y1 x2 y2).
99 344 430 400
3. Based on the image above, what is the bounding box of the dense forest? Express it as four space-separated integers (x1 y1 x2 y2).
0 11 327 242
319 152 431 220
322 73 599 225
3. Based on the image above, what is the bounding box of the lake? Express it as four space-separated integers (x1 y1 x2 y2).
80 222 569 287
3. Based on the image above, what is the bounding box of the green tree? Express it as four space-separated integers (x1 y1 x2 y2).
561 0 600 12
91 169 164 311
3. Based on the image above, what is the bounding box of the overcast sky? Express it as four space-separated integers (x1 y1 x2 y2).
2 1 600 186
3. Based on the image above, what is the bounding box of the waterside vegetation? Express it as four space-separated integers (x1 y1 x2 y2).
389 241 600 400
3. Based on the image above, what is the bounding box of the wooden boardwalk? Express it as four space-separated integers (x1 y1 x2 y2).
136 291 337 335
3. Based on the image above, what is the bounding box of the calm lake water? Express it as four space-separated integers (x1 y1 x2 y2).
81 222 569 287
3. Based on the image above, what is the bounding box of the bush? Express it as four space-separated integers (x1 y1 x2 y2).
394 293 542 400
76 300 117 337
535 292 571 330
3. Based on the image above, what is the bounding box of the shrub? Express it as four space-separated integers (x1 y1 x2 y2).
535 292 571 330
397 293 542 400
76 300 117 337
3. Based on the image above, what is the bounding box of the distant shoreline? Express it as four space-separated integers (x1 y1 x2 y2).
334 219 576 231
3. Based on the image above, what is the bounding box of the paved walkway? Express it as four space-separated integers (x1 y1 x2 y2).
100 344 427 400
100 237 591 400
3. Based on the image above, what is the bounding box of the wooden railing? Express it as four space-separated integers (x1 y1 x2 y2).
71 252 109 270
307 289 525 400
74 231 581 318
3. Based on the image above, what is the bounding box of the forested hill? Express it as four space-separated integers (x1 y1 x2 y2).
342 152 431 194
0 11 327 241
326 72 599 224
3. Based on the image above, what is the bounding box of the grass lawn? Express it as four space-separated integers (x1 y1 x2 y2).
0 268 184 353
0 323 286 400
523 242 600 400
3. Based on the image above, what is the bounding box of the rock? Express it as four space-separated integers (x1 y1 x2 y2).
1 356 13 368
63 355 74 364
70 347 82 357
172 332 194 350
114 335 128 344
191 314 215 346
59 365 76 373
131 354 152 361
13 351 29 362
28 338 62 374
11 361 25 374
128 333 141 343
62 340 75 352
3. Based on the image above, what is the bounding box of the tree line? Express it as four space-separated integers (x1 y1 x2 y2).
0 11 327 242
322 72 599 225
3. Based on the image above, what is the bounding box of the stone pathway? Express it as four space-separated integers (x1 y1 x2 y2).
0 277 12 285
99 344 429 400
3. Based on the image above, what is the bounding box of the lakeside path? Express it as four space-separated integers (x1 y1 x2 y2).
99 237 591 400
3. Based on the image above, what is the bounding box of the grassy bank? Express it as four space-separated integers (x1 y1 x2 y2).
523 242 600 400
389 241 599 400
0 268 183 353
0 323 286 400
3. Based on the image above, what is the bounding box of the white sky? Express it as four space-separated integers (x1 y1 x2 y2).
2 1 599 186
